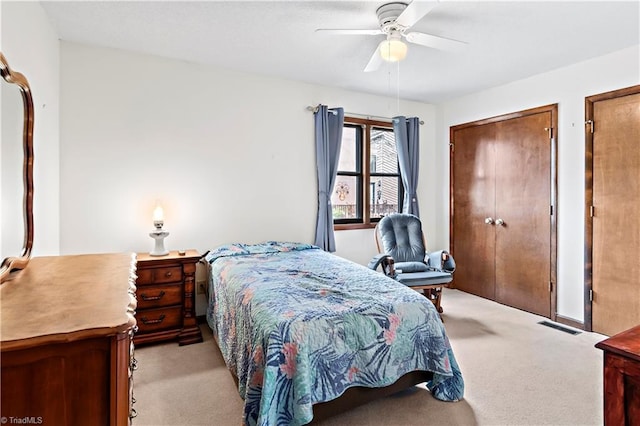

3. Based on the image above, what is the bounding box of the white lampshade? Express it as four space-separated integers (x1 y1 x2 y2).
153 204 164 222
379 36 408 62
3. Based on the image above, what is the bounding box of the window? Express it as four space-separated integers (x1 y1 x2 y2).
332 117 402 229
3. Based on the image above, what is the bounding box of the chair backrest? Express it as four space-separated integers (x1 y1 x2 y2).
375 213 427 263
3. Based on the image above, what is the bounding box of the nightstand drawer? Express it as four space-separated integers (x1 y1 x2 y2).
137 283 182 309
136 266 183 285
136 306 182 334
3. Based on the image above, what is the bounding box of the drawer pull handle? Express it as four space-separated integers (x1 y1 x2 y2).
131 358 138 370
140 291 165 301
140 314 165 325
130 408 138 419
164 271 173 277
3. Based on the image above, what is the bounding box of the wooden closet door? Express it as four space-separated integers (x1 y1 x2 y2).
589 89 640 336
451 124 496 300
494 114 551 317
451 105 556 319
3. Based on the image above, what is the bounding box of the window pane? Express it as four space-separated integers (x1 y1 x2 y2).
337 126 358 172
332 176 359 220
370 128 398 174
370 176 401 218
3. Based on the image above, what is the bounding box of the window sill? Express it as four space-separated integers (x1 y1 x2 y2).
334 223 376 231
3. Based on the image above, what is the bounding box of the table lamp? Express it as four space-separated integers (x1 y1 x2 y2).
149 204 169 256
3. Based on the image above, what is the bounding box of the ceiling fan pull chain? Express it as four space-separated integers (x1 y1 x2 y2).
397 59 401 113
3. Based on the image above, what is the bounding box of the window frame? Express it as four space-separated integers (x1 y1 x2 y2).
334 117 403 230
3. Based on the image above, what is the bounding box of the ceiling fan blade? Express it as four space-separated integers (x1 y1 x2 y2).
405 31 467 51
395 0 439 29
364 47 383 72
315 29 383 35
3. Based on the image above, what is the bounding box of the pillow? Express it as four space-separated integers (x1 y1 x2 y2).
394 261 429 273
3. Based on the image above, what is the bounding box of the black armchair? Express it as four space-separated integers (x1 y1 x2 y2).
368 213 455 313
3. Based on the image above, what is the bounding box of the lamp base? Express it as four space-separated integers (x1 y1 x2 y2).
149 230 170 256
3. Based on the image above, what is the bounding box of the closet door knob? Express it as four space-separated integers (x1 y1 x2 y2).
495 218 505 226
484 217 494 224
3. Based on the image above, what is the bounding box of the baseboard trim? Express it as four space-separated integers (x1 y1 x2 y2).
554 314 584 331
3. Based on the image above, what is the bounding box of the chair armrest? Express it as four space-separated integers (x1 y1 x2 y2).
426 250 456 273
368 254 396 278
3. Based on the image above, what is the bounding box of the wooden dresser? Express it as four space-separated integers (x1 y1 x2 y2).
595 325 640 426
0 253 137 425
134 250 202 345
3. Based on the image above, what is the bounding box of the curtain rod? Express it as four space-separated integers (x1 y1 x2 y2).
305 106 424 125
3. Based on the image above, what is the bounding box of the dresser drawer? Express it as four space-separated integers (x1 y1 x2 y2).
136 306 182 334
136 266 182 285
137 283 182 309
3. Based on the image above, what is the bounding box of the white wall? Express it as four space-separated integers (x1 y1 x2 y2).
1 2 60 257
59 42 437 268
436 45 640 323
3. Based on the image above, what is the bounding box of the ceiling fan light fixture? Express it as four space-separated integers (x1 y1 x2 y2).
378 36 407 62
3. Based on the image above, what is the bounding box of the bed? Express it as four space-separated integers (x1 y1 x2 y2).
205 241 464 425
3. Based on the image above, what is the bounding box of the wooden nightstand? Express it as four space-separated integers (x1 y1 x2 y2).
135 250 203 346
595 325 640 425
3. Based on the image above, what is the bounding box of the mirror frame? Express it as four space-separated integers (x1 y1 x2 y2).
0 52 35 282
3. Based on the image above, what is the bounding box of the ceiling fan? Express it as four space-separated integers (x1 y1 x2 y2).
315 1 466 72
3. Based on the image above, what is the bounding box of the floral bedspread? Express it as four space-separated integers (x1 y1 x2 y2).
206 241 464 426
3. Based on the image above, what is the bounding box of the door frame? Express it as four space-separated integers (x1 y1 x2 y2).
584 84 640 332
449 104 558 321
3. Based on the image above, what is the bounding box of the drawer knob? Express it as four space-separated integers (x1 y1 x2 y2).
140 314 166 325
140 290 165 302
164 271 173 277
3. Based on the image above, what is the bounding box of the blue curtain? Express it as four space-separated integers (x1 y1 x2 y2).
393 116 420 217
314 105 344 252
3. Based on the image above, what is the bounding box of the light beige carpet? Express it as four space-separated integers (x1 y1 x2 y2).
133 288 607 425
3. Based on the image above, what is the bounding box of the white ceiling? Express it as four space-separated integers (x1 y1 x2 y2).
40 0 640 103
